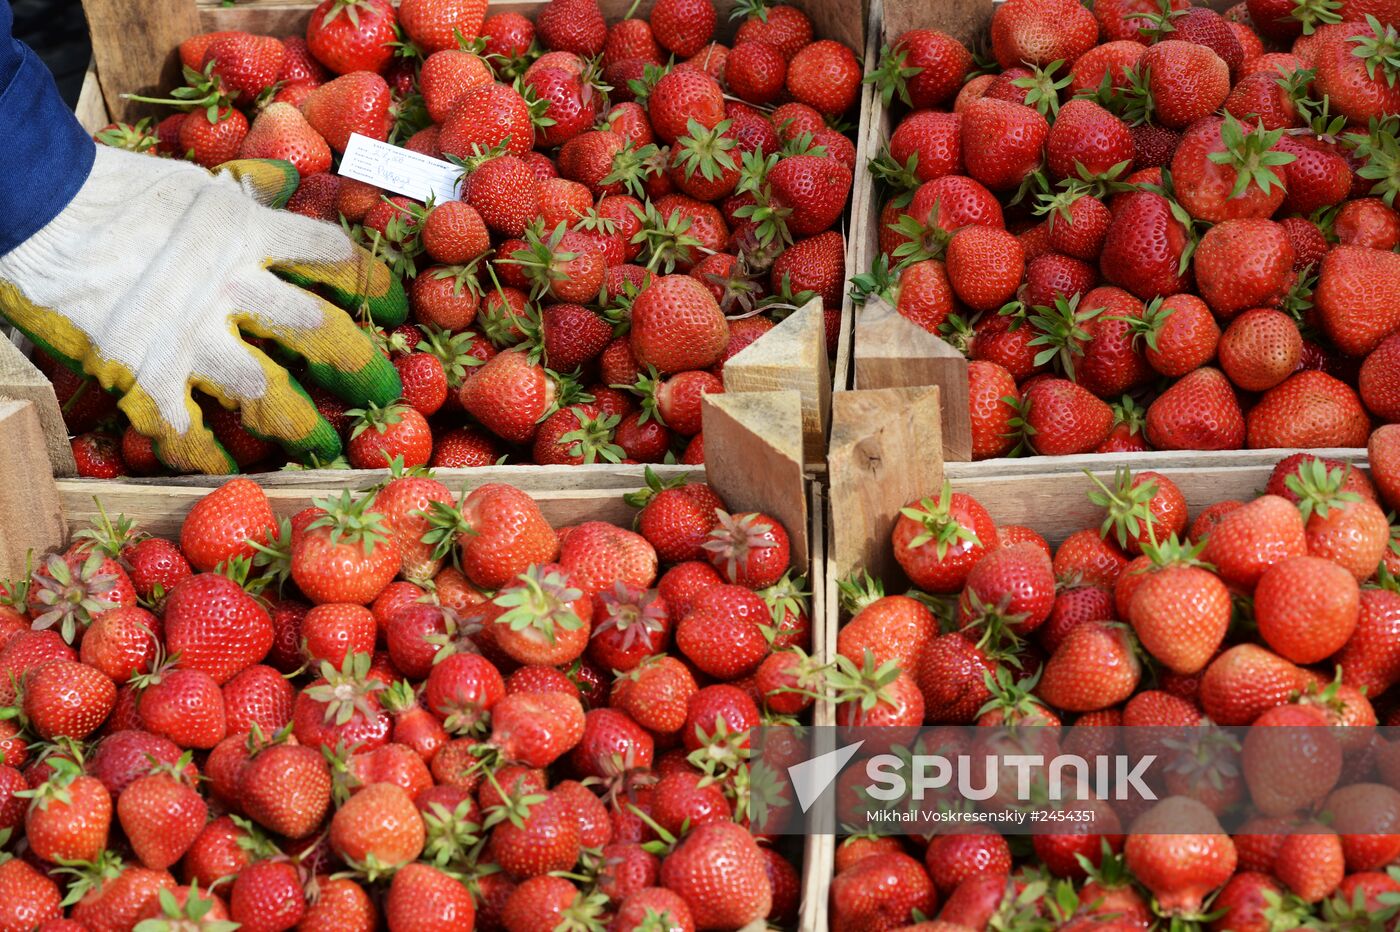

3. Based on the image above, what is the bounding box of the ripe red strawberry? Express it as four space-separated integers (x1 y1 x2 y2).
536 0 607 55
300 71 392 151
459 349 566 444
1218 309 1302 392
291 492 401 604
1361 332 1400 421
1199 643 1308 724
179 477 277 573
222 663 294 737
1099 191 1193 299
702 511 788 588
23 660 114 741
454 483 559 590
329 781 425 870
830 851 935 930
238 102 330 176
71 431 126 478
990 0 1098 68
346 401 433 469
0 857 62 930
967 360 1018 460
726 41 787 105
122 536 192 604
632 475 725 563
176 107 249 168
676 584 770 679
80 606 159 683
1140 40 1231 129
163 572 273 684
386 862 477 929
1193 219 1294 318
1313 20 1400 123
1315 245 1400 357
22 761 112 864
893 485 997 593
877 29 970 110
1145 367 1246 451
1124 798 1237 914
945 226 1024 312
1129 548 1230 676
1246 371 1371 449
615 887 694 932
306 0 395 74
239 742 332 839
1013 377 1113 456
399 0 487 54
117 763 206 870
630 275 730 374
1172 116 1293 222
1254 555 1359 663
648 68 725 146
649 0 715 57
785 39 860 116
661 821 771 927
1037 620 1139 709
766 153 852 238
230 860 306 931
137 663 228 749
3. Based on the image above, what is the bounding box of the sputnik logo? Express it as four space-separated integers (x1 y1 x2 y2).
787 740 865 813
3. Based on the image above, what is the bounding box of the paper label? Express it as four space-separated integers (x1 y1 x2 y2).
339 133 462 204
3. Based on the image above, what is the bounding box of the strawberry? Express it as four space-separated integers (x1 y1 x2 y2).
958 541 1055 635
291 492 401 604
448 483 559 590
179 478 277 574
1171 116 1294 222
137 662 227 749
23 660 114 741
1218 308 1302 392
1287 457 1390 580
239 742 332 839
726 41 787 106
79 606 159 683
385 862 477 929
648 69 725 146
230 860 306 931
630 274 730 374
459 349 568 444
1360 331 1400 420
1201 493 1308 591
399 0 488 54
117 760 206 871
1274 830 1345 904
876 29 971 109
238 102 331 176
1124 798 1236 915
614 887 694 932
1315 245 1400 357
961 98 1050 193
421 201 490 266
892 485 997 593
329 781 425 873
764 153 853 238
884 111 963 187
1099 190 1193 300
660 821 770 927
301 72 392 152
374 471 454 582
0 857 62 930
1038 620 1140 711
967 360 1018 460
945 226 1024 312
649 0 715 58
71 431 126 479
1139 40 1231 129
1128 541 1230 675
536 0 607 56
20 761 111 864
1199 643 1308 724
1012 378 1113 456
489 564 592 666
163 572 274 684
1246 371 1371 449
177 107 249 168
222 663 294 738
306 0 396 74
675 584 770 679
1277 136 1352 214
1313 19 1400 123
1254 555 1359 663
785 39 860 116
1145 367 1246 451
1193 219 1294 318
294 654 392 751
990 0 1098 69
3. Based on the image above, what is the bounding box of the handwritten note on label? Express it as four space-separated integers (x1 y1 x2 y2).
339 133 462 204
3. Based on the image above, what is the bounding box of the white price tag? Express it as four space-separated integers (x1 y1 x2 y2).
338 133 462 204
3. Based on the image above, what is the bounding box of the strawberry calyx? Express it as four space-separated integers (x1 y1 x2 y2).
492 565 586 645
1011 60 1072 117
558 408 626 464
503 222 580 301
1086 466 1160 550
959 589 1029 662
865 43 922 108
702 511 779 581
1208 114 1297 201
1078 65 1154 129
28 551 121 645
1284 455 1364 522
1110 395 1147 435
779 131 829 160
976 666 1052 725
137 881 238 932
1026 292 1102 381
594 582 667 649
93 118 160 154
602 141 666 198
826 651 902 717
15 755 85 811
1135 0 1188 41
304 652 388 727
515 76 558 133
621 465 692 508
889 204 953 265
1312 876 1388 927
758 571 809 640
672 118 739 183
1121 295 1173 354
52 849 126 909
898 482 982 559
1348 15 1400 85
685 714 749 781
631 201 704 273
1351 118 1400 207
420 796 483 870
835 568 887 616
701 255 766 316
617 366 667 427
307 491 393 555
868 147 922 203
123 62 239 122
422 499 474 563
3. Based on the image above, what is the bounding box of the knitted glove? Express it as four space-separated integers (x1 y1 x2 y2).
0 146 407 474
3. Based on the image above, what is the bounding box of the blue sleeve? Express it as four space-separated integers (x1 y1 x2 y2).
0 0 96 257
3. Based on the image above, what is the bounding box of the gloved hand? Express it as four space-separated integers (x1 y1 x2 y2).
0 145 407 474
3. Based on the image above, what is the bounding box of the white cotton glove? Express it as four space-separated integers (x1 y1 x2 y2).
0 146 407 474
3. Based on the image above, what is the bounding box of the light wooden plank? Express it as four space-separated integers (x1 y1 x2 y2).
701 391 809 574
798 479 832 932
126 463 697 492
83 0 203 124
0 338 77 478
883 0 993 45
723 299 830 466
828 386 943 583
944 448 1368 481
75 57 110 134
0 402 67 578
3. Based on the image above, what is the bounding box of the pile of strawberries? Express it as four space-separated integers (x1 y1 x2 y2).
0 466 814 930
858 0 1400 459
827 426 1400 929
65 0 861 477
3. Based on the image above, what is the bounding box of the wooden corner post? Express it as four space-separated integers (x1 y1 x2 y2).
82 0 203 124
853 295 972 462
722 299 831 466
0 401 67 578
827 386 945 583
700 391 809 573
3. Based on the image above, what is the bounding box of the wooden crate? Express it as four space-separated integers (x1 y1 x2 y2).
67 0 872 461
0 388 836 931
